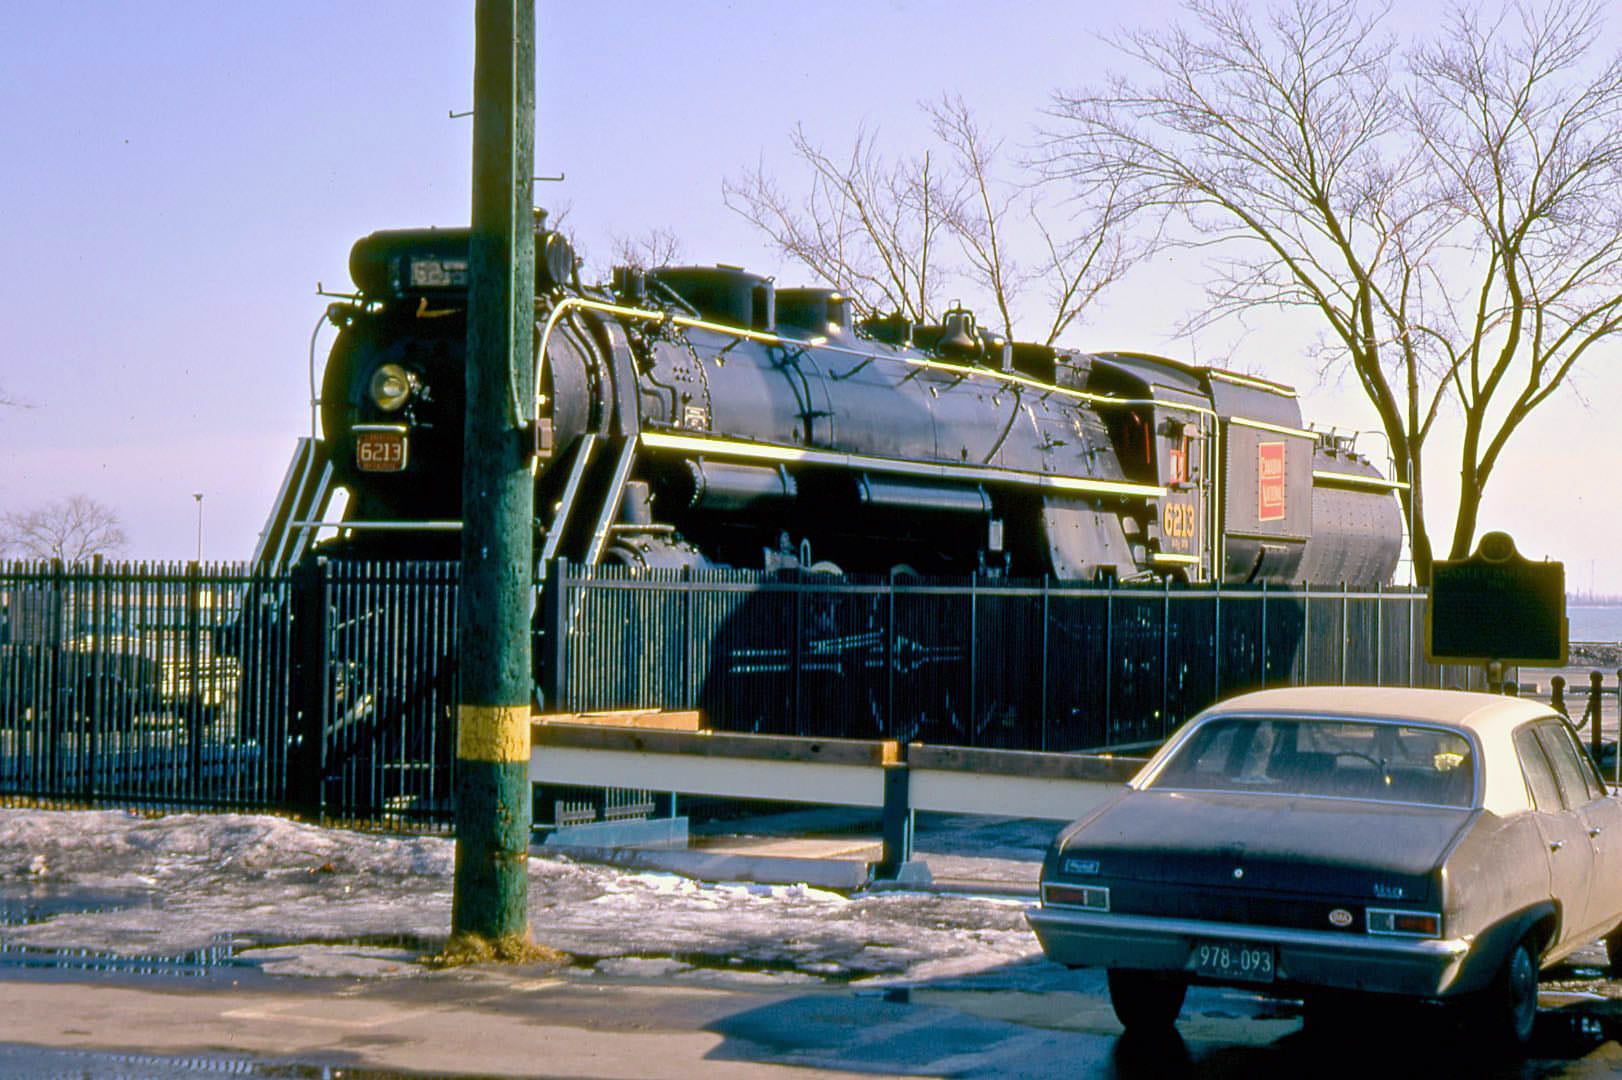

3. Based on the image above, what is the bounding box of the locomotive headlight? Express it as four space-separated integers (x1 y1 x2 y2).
369 364 415 411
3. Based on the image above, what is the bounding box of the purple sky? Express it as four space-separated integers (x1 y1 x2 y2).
2 1 1616 590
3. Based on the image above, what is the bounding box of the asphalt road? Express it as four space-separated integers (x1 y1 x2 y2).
6 952 1622 1078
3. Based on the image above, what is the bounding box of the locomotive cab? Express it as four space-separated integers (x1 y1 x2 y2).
1084 353 1215 582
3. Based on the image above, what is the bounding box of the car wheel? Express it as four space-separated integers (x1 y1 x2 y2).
1301 991 1363 1038
1106 968 1188 1031
1478 938 1538 1053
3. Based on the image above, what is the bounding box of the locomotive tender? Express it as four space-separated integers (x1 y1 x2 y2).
311 218 1403 586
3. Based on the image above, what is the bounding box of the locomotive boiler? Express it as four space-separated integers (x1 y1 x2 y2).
304 218 1403 586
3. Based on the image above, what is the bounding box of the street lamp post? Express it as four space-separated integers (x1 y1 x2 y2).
193 493 203 564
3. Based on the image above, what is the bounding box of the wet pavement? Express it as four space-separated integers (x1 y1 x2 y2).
9 949 1622 1078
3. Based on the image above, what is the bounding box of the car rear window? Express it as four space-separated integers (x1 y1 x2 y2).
1147 716 1476 807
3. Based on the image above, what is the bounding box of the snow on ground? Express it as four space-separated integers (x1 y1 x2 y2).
0 809 1042 984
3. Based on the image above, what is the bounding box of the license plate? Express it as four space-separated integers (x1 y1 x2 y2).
356 431 408 472
1188 939 1275 983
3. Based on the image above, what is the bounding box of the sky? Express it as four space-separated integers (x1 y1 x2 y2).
2 1 1619 591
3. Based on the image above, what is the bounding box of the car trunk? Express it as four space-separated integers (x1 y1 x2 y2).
1054 789 1475 904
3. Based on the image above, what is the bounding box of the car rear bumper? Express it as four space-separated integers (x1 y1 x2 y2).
1026 905 1473 998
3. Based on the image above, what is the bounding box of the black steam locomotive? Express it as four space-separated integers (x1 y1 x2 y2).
310 220 1403 586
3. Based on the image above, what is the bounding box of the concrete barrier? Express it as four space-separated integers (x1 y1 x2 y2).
907 744 1143 820
530 715 1147 881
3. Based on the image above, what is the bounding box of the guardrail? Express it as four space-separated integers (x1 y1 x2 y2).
530 713 1145 880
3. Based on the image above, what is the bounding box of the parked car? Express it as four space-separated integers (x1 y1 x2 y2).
1026 686 1622 1050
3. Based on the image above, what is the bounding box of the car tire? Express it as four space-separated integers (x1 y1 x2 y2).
1301 990 1364 1038
1106 968 1188 1031
1476 937 1538 1053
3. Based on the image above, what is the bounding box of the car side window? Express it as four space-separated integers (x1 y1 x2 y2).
1535 721 1606 806
1555 720 1611 799
1515 726 1563 812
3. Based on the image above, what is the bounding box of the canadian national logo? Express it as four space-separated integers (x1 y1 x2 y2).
1258 441 1286 521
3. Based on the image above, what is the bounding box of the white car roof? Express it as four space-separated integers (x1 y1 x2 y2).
1202 686 1552 736
1154 686 1565 815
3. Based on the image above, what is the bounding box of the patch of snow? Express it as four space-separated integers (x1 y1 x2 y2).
0 809 1041 985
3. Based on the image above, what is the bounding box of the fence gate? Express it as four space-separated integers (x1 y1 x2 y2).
306 560 460 826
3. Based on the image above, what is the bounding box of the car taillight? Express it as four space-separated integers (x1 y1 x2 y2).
1366 908 1441 937
1043 884 1110 911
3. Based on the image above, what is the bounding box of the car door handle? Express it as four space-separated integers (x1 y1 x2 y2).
1590 827 1603 838
1550 840 1566 852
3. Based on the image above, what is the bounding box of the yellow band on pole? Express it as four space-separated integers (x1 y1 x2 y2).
457 704 532 764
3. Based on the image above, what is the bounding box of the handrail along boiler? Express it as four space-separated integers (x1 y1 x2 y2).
302 216 1402 586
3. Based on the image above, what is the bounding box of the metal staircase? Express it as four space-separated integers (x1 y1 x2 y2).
251 438 335 576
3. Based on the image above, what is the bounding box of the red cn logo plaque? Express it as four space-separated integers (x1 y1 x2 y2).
1257 441 1286 522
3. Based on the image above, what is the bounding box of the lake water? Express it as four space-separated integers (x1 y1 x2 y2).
1569 605 1622 643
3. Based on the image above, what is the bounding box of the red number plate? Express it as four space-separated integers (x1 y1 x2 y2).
356 431 408 472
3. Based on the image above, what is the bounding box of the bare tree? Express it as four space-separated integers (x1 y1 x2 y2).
724 100 1145 343
1044 0 1622 581
726 123 950 325
927 96 1146 346
610 226 683 271
2 495 129 563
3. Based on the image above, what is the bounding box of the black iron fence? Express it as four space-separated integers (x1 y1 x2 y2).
540 564 1481 752
0 561 291 809
3 558 1482 821
0 559 460 825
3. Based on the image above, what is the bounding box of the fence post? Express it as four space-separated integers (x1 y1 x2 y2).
47 559 65 795
1302 582 1311 683
791 575 804 733
1160 577 1170 741
1104 580 1114 744
886 574 897 740
1407 587 1416 687
969 574 978 745
1587 671 1604 764
537 558 568 711
287 557 328 815
1259 580 1268 686
875 759 914 880
85 559 102 802
1375 583 1384 686
680 567 693 710
1340 583 1350 685
1040 576 1050 752
185 560 204 802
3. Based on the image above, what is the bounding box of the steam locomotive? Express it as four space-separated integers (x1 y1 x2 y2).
309 218 1403 586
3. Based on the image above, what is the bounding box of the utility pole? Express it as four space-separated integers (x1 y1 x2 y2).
453 0 535 943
